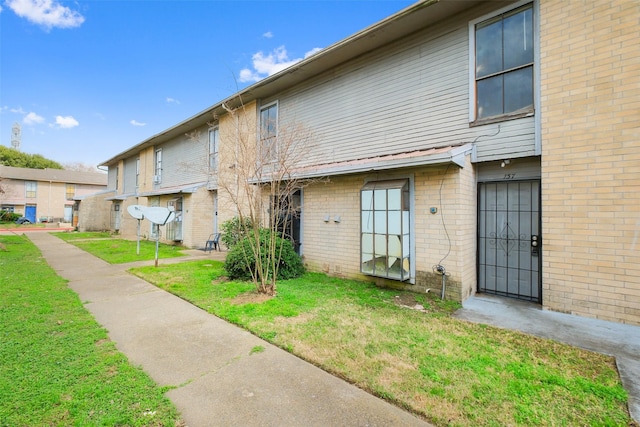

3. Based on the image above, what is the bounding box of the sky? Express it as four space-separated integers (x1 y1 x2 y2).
0 0 415 169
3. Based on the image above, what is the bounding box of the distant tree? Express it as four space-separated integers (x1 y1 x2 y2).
0 146 63 169
63 162 102 173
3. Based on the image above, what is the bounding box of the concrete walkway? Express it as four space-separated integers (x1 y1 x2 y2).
453 294 640 423
26 232 431 427
23 232 639 425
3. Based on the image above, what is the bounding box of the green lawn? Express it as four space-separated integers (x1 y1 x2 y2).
55 231 185 264
0 235 183 426
129 259 632 427
11 233 631 426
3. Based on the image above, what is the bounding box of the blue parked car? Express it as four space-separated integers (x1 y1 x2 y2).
15 217 31 224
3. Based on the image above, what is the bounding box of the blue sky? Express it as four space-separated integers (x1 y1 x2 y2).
0 0 414 169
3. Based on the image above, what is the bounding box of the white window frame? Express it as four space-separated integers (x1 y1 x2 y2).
135 158 140 187
65 183 75 200
469 0 536 124
25 181 37 198
154 148 163 182
208 127 219 171
360 177 414 282
259 101 278 163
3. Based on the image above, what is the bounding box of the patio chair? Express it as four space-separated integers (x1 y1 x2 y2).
205 233 221 252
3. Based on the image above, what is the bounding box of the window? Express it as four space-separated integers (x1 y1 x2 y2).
361 180 411 281
114 166 119 190
25 181 37 198
260 102 277 162
65 183 75 200
154 149 162 182
473 3 534 121
135 158 140 187
209 127 219 170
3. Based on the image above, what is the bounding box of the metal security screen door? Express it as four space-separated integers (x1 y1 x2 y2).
478 180 541 302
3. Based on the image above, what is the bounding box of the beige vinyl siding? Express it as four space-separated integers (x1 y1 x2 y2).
273 2 534 167
123 157 137 193
107 167 118 191
153 125 210 188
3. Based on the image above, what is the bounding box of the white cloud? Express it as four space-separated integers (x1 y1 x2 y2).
239 45 322 83
10 107 26 114
23 111 45 125
304 47 323 58
166 97 181 104
130 119 146 127
53 115 79 128
263 31 273 39
6 0 85 30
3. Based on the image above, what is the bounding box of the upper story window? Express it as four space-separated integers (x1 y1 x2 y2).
154 149 162 182
260 102 278 163
472 2 534 122
135 158 140 187
209 127 219 170
115 166 119 190
65 183 75 200
361 179 411 281
25 181 37 198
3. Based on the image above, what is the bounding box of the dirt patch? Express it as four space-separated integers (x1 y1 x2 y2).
230 291 273 305
211 276 229 285
392 294 426 312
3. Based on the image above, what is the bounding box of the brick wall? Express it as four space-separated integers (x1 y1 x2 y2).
185 188 216 249
540 0 640 324
302 162 476 300
78 192 113 232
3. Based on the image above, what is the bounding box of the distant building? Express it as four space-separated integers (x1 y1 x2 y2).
0 165 107 224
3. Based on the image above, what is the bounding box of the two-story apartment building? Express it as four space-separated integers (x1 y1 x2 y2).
0 165 108 224
95 0 639 325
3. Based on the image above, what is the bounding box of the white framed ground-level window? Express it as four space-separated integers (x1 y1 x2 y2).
469 1 535 123
361 179 411 281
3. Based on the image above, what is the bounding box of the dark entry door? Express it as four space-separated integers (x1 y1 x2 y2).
274 190 302 254
478 180 541 302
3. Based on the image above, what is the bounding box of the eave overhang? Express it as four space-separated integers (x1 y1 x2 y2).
251 143 473 183
99 0 492 167
137 182 208 198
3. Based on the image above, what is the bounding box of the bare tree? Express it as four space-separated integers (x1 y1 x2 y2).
62 162 104 173
214 97 323 295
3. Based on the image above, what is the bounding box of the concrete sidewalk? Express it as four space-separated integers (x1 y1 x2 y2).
453 294 640 423
26 232 430 427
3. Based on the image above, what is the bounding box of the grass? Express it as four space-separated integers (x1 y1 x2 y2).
0 222 47 229
0 235 182 426
22 235 632 426
55 231 113 240
55 231 186 264
128 259 633 427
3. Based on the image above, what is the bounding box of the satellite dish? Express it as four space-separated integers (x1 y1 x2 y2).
143 206 176 225
127 204 145 220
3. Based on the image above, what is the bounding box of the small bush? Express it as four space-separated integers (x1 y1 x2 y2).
224 228 305 281
0 211 20 223
220 216 253 249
